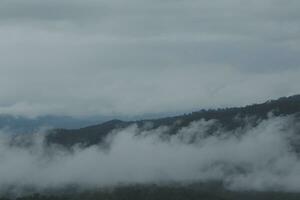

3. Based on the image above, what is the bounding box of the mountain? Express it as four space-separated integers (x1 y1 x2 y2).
46 94 300 147
0 115 111 133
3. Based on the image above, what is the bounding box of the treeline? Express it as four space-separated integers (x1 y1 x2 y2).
1 184 300 200
46 95 300 147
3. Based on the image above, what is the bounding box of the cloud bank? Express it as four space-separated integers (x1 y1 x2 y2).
0 0 299 117
1 115 300 195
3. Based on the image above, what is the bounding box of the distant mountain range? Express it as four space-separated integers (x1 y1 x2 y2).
0 115 111 133
46 95 300 147
0 113 179 134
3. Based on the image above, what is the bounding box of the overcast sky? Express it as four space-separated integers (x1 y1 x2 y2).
0 0 299 118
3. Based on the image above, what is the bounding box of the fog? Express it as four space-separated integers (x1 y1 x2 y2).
0 115 300 195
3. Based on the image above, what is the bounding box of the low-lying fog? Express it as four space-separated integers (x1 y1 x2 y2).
0 115 300 195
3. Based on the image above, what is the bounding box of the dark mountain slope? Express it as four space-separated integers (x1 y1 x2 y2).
2 183 300 200
46 95 300 147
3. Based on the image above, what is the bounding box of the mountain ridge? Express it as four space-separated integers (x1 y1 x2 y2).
46 94 300 147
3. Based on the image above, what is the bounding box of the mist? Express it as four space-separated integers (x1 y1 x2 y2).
0 115 300 195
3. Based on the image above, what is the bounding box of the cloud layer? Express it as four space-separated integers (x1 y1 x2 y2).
1 115 300 194
0 0 299 117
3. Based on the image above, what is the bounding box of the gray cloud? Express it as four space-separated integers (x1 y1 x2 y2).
0 0 299 117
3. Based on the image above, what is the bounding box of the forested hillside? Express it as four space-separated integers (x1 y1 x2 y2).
47 95 300 147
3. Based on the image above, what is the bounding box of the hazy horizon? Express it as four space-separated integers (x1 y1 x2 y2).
0 1 300 199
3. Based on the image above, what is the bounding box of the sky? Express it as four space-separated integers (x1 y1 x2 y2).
0 0 299 118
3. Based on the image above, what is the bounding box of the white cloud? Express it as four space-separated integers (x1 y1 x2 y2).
0 115 300 193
